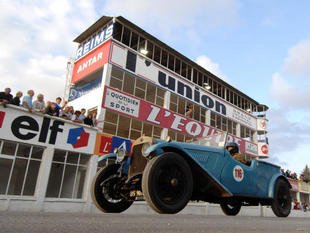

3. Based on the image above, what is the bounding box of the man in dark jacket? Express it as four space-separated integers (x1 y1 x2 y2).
45 101 58 116
10 91 23 106
0 87 13 107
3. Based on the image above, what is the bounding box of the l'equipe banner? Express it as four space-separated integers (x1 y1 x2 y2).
102 86 258 156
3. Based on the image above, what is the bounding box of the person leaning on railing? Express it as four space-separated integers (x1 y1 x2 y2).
10 91 23 106
1 86 96 128
0 87 13 107
32 94 46 113
22 90 35 112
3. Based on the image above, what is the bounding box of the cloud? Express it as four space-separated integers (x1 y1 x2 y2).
196 55 229 82
266 106 310 173
0 0 98 101
283 40 310 76
267 39 310 173
0 0 241 104
270 72 310 109
0 54 68 101
268 108 310 152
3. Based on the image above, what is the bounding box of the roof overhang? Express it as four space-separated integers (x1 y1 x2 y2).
73 16 113 43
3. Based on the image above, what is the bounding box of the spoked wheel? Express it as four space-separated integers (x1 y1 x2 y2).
142 153 193 214
271 179 291 217
220 203 242 216
91 163 133 213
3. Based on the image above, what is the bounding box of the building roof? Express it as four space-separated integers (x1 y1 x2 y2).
73 15 262 107
73 16 113 43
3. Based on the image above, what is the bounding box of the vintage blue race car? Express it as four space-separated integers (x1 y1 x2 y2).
91 132 291 217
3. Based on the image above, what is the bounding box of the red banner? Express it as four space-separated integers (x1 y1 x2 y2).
72 40 111 83
0 111 5 128
94 133 112 155
288 178 299 192
102 86 258 155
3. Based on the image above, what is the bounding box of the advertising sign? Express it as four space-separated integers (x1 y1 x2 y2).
75 24 113 60
257 142 269 157
109 42 258 129
288 178 299 192
102 87 258 156
257 118 268 131
0 107 97 154
103 88 140 118
94 133 132 156
72 40 111 84
94 133 112 155
69 76 102 101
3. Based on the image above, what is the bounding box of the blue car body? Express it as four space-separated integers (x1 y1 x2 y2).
102 138 289 203
144 140 288 200
93 134 292 216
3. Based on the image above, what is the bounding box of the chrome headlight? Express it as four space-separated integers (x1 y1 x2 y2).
141 142 152 157
165 136 171 142
114 147 127 163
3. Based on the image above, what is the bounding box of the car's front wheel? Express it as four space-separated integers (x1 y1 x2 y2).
142 152 193 214
220 203 241 216
91 163 133 213
271 179 291 217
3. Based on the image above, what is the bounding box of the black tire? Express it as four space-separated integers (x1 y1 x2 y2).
91 163 133 213
220 203 241 216
271 179 291 217
142 152 193 214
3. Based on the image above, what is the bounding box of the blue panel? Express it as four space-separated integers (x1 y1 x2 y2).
68 76 102 101
67 127 84 144
111 136 131 153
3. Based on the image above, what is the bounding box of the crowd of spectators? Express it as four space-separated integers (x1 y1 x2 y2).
0 87 97 127
281 169 309 183
281 169 298 180
293 199 310 212
300 174 310 183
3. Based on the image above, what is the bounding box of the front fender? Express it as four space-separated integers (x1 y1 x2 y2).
97 153 117 162
98 153 131 175
145 142 188 157
268 174 291 198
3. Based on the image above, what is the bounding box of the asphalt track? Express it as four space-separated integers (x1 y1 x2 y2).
0 211 309 233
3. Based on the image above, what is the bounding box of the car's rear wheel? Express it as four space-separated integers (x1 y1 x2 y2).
142 152 193 214
91 163 133 213
220 203 241 216
271 179 291 217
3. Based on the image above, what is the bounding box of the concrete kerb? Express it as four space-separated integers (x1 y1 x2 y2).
121 201 310 218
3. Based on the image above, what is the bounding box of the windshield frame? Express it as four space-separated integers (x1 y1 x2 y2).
190 131 228 149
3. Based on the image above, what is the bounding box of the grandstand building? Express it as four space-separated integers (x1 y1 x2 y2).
68 16 269 158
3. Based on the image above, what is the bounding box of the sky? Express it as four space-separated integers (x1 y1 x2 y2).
1 0 309 174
